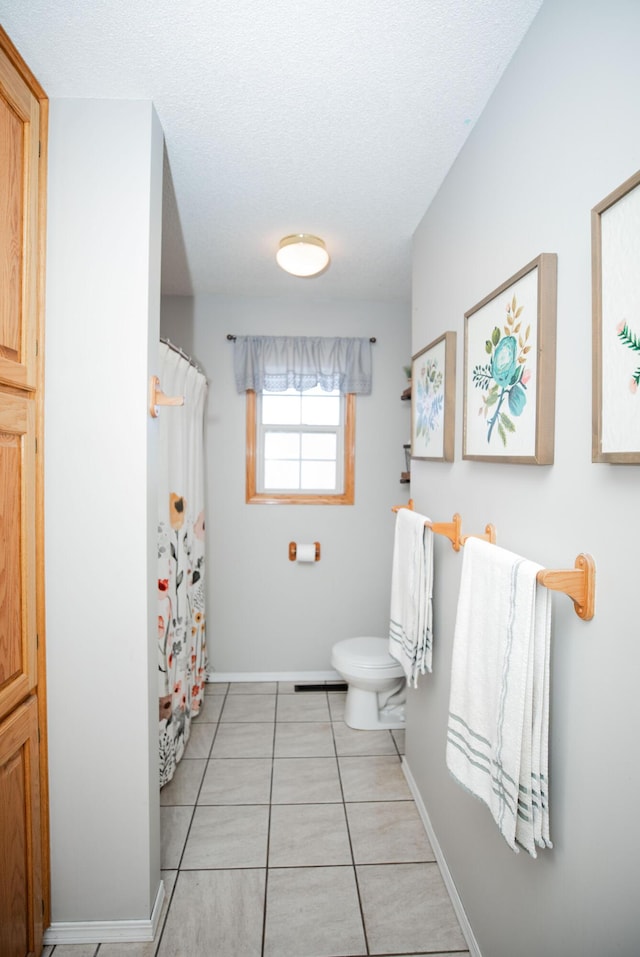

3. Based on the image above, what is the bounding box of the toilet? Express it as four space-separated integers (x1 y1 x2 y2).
331 636 406 730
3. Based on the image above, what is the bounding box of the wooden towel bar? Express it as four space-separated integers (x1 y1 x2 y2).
391 499 595 620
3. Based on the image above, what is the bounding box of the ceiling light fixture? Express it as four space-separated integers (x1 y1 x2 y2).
276 234 330 278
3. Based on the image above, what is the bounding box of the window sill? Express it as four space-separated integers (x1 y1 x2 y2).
247 491 354 505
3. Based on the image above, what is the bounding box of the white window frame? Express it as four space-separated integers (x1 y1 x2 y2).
246 389 355 505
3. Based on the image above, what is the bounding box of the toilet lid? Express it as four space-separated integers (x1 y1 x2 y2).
333 636 401 671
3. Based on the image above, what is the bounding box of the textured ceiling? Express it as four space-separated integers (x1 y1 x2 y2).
1 0 543 301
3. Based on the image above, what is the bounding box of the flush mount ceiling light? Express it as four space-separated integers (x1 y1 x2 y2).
276 234 330 278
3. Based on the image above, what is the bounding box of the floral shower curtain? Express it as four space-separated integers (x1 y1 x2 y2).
157 341 208 787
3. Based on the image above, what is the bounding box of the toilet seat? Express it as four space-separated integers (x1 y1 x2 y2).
331 636 403 675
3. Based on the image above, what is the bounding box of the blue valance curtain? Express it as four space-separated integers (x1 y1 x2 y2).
233 336 372 394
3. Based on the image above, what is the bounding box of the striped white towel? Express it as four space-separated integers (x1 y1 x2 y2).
446 537 552 856
388 507 434 686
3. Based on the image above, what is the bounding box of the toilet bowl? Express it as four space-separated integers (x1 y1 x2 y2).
331 636 406 730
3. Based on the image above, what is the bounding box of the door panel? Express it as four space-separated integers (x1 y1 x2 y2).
0 392 36 724
0 695 42 957
0 46 39 391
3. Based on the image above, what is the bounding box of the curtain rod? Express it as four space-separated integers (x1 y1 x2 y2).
160 337 205 375
226 334 376 343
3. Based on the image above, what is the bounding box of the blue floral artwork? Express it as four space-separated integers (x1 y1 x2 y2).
414 357 444 446
464 254 556 463
471 294 532 447
411 332 455 461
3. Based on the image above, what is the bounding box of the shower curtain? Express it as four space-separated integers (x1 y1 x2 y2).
157 341 208 787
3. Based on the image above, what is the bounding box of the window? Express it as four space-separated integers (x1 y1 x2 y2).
246 387 355 504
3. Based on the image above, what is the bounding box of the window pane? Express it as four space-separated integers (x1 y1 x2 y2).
264 432 300 459
301 461 336 489
301 393 340 425
262 394 301 425
301 433 337 460
247 390 354 504
264 460 300 489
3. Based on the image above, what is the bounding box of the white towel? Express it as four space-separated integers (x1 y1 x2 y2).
388 508 434 685
446 537 552 856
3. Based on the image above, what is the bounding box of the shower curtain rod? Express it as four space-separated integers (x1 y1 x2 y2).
226 334 377 343
160 337 205 376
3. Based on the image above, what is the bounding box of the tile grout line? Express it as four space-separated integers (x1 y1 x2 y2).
329 691 372 957
260 685 279 957
178 683 230 859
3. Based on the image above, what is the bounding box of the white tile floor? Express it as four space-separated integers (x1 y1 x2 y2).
43 681 470 957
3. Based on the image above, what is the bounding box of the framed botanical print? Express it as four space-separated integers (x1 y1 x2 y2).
463 253 557 464
411 331 456 461
592 168 640 463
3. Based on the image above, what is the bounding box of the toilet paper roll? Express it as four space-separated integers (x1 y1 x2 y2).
296 543 317 562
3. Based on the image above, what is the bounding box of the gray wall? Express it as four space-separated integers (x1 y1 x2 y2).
161 294 411 674
408 1 640 955
45 100 162 929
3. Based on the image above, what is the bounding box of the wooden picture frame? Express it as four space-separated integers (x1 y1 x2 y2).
463 254 557 464
592 168 640 463
410 331 456 462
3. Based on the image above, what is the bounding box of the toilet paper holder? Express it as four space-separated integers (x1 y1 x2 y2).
289 542 321 562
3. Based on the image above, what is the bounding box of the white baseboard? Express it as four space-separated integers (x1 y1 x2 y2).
43 879 165 945
402 758 482 957
206 670 342 683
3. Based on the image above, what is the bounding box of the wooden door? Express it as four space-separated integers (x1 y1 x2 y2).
0 697 43 957
0 27 48 956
